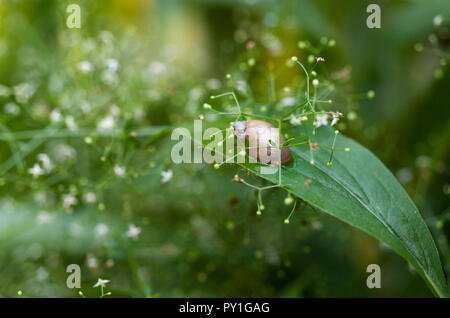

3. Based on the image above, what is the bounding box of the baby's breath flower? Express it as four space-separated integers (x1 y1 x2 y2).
65 116 78 132
126 224 142 240
97 115 115 133
93 278 110 288
114 165 126 178
83 192 97 204
28 163 44 179
148 61 167 75
77 61 92 74
94 224 109 236
37 153 53 172
161 169 173 184
62 194 78 210
4 102 20 115
289 114 301 126
105 58 119 72
433 15 443 27
36 211 53 225
315 114 328 127
280 96 296 107
50 109 62 122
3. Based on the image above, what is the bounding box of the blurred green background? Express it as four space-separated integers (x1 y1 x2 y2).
0 0 449 297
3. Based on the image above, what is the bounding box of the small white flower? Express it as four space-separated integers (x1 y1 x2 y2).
97 115 115 133
0 84 11 97
105 59 119 72
289 114 301 126
50 109 62 122
312 79 319 86
126 224 142 240
51 143 76 162
77 61 92 74
161 169 173 184
13 83 35 103
36 267 49 282
236 80 248 95
101 70 118 86
280 97 296 107
28 163 44 179
148 61 167 75
87 256 98 269
315 114 328 127
330 112 340 126
36 211 53 225
109 104 121 117
114 165 126 178
81 101 91 113
37 153 53 172
62 194 78 210
4 102 21 115
83 192 97 204
206 78 221 90
93 278 110 288
434 15 443 27
94 223 109 236
65 116 78 132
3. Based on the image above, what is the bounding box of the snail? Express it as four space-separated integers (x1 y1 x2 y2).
230 120 292 166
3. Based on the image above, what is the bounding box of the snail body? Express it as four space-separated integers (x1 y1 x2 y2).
230 120 292 165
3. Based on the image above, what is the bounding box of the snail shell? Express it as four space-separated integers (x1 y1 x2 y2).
230 120 292 166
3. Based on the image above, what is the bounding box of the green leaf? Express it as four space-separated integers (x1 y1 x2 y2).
239 126 448 297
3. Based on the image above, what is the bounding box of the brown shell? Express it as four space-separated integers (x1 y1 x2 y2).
232 120 292 166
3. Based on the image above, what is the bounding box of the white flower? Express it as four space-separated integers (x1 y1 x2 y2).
65 116 78 132
206 78 221 90
161 169 173 184
434 15 443 27
50 109 62 122
51 143 76 162
148 61 167 75
37 153 53 172
126 224 142 240
280 97 296 107
97 115 115 133
101 70 118 86
13 83 35 103
94 223 109 236
83 192 97 204
28 163 44 179
93 278 110 288
114 165 126 178
315 114 328 128
77 61 92 74
236 80 248 95
36 267 49 282
62 194 78 209
4 102 20 115
330 112 340 126
109 104 120 117
105 59 119 72
81 101 91 113
0 84 11 97
87 256 98 269
289 114 301 126
36 211 53 225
